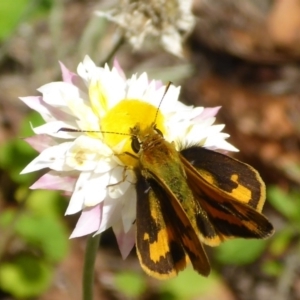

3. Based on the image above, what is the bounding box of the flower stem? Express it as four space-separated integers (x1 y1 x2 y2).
82 234 101 300
99 33 125 66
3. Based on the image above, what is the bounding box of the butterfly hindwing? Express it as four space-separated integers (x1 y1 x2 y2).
180 148 274 246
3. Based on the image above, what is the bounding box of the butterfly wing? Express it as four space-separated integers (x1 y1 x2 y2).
136 176 210 279
181 147 266 211
180 147 274 246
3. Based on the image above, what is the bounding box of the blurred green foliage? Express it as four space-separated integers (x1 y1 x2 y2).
114 268 221 300
268 186 300 224
159 268 220 299
0 110 69 298
0 111 44 184
115 271 146 298
0 0 52 41
0 2 70 297
266 186 300 275
215 239 269 265
0 254 52 298
1 1 299 299
0 0 29 40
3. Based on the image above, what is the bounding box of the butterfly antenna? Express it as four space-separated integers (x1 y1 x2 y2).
58 127 131 137
154 81 172 124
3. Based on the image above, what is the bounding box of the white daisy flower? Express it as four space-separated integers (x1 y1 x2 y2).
96 0 196 57
20 56 237 259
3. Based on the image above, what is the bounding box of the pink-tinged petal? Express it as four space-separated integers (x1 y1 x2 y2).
154 80 163 89
70 204 102 238
20 96 75 123
20 96 54 122
194 106 221 121
59 61 82 87
95 198 122 234
113 59 126 80
24 135 57 153
30 171 76 191
113 222 136 259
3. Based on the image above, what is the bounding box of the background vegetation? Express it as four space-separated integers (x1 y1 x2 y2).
0 0 299 299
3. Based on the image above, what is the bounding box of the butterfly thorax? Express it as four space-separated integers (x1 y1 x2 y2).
131 124 189 197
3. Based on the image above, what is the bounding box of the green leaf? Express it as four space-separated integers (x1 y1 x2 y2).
262 260 282 277
15 213 69 262
160 267 220 299
0 1 53 41
26 189 68 218
20 111 44 137
0 0 28 40
0 253 52 298
115 271 146 297
0 209 15 227
0 138 37 184
267 186 300 223
215 239 268 265
269 228 293 256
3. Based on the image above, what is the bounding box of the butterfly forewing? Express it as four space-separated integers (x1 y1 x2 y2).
136 177 188 279
181 147 266 212
136 128 210 278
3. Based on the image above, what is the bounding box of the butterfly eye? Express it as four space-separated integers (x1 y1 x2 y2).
131 137 141 153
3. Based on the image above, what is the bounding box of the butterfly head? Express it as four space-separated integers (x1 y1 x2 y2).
130 123 164 154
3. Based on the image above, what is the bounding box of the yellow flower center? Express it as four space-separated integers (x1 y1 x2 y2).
101 99 165 167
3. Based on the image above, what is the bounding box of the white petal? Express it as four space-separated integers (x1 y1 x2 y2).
127 73 149 99
107 166 131 199
65 172 91 215
20 96 56 122
84 172 110 206
121 184 137 233
159 85 181 112
38 82 84 109
21 142 73 174
95 197 122 234
32 121 80 139
65 136 100 171
205 135 239 152
65 135 115 172
94 158 117 174
77 55 97 84
97 69 126 110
